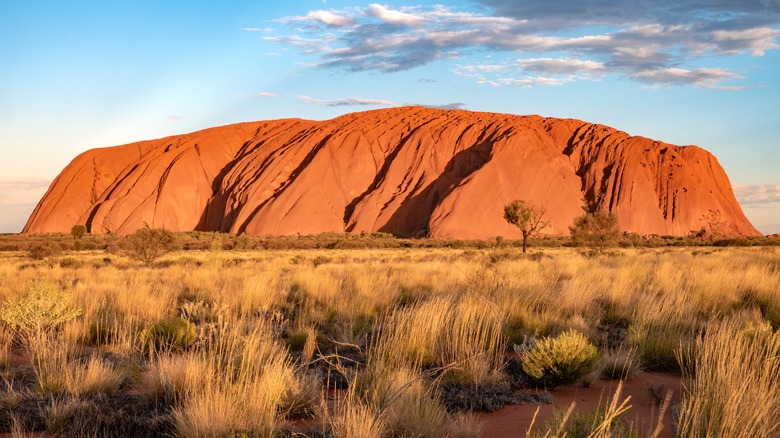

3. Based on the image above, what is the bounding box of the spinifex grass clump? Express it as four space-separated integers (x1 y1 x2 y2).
141 316 197 350
521 329 599 387
170 319 318 438
677 319 780 437
371 295 506 386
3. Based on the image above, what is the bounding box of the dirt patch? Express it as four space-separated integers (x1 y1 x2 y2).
478 372 681 437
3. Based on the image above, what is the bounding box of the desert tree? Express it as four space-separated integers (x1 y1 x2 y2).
70 224 87 251
70 224 86 241
569 210 620 253
125 225 177 266
503 200 550 253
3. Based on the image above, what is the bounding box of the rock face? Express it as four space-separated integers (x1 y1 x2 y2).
24 107 759 238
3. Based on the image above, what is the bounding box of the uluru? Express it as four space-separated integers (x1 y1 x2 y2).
24 106 759 239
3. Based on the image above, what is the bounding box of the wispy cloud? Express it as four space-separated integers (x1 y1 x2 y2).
265 2 780 88
241 27 275 33
294 95 396 107
734 184 780 204
405 102 466 110
165 115 183 121
255 92 277 97
275 10 356 28
0 180 51 205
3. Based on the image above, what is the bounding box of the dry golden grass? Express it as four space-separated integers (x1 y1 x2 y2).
0 245 776 436
677 318 780 437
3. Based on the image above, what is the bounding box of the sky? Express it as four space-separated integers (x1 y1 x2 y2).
1 0 778 234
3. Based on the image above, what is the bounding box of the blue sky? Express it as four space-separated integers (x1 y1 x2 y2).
1 0 778 234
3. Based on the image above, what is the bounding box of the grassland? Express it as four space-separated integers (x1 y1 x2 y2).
0 236 777 437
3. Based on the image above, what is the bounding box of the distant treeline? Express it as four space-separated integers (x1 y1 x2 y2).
0 230 777 254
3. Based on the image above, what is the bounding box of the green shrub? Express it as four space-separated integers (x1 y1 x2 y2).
0 281 82 338
28 241 62 260
141 317 197 350
125 226 177 266
522 330 599 387
70 225 86 241
627 322 691 372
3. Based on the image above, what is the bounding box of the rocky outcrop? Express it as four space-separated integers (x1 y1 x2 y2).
24 107 760 238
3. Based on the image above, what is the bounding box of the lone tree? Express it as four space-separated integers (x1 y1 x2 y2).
569 211 620 253
70 224 86 241
125 226 177 266
503 200 550 253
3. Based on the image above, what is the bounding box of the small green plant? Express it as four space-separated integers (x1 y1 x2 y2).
141 317 197 350
125 226 177 266
0 281 82 342
522 330 599 387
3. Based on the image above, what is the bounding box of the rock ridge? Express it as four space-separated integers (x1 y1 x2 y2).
24 107 760 238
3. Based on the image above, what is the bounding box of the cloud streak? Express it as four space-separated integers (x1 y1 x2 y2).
0 180 51 205
265 2 780 88
734 184 780 204
294 95 396 107
405 102 466 109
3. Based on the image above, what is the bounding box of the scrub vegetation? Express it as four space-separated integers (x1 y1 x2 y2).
0 232 777 437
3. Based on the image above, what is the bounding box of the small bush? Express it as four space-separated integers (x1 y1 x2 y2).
125 226 177 266
141 317 197 350
70 225 86 241
522 330 599 387
0 281 82 339
569 211 620 253
28 241 62 260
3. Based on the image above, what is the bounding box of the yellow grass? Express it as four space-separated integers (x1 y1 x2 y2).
677 318 780 437
0 245 777 436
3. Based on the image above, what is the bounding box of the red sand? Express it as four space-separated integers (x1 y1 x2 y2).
478 372 682 437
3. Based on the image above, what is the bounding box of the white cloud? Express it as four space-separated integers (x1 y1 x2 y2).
516 58 607 75
404 102 466 109
0 180 51 205
294 95 396 107
453 57 607 87
306 10 355 27
255 92 277 97
277 10 355 28
366 4 425 27
630 67 747 89
711 27 780 56
264 2 780 89
734 184 780 204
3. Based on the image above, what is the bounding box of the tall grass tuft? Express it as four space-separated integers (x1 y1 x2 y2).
677 319 780 437
371 295 506 386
